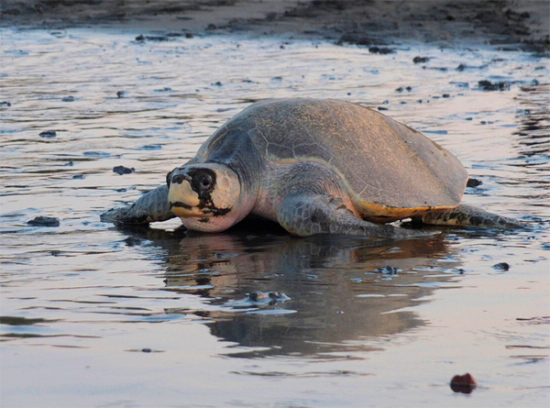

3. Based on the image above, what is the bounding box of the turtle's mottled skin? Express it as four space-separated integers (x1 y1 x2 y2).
101 99 523 237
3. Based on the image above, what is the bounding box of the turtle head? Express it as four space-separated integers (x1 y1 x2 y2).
167 163 251 232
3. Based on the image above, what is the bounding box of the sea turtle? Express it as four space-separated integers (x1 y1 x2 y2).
101 98 522 238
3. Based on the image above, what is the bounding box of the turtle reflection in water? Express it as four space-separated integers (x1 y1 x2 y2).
101 99 522 237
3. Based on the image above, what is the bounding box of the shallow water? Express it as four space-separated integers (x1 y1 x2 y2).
1 27 549 407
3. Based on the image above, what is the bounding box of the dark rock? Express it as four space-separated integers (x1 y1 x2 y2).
478 80 510 91
376 265 399 275
185 33 194 38
27 216 60 227
39 130 56 138
141 348 152 353
211 81 222 86
467 178 482 188
0 101 11 107
413 56 429 64
61 96 75 102
450 373 477 394
369 46 394 54
113 166 134 175
493 262 510 271
116 91 126 98
337 33 375 46
442 93 450 98
377 106 388 111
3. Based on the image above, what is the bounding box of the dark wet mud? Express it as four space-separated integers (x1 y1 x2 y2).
1 2 549 407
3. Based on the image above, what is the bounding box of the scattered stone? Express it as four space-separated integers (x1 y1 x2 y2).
377 106 388 111
211 81 222 86
141 348 152 353
247 291 288 303
135 34 169 42
337 33 375 46
72 174 84 179
116 91 126 98
39 130 56 138
113 166 134 175
493 262 510 271
139 144 162 151
265 12 277 22
376 265 399 275
368 46 394 54
442 93 450 98
466 178 482 188
27 216 60 227
413 56 429 64
61 96 75 102
478 80 510 91
450 373 477 394
0 101 11 107
185 33 194 39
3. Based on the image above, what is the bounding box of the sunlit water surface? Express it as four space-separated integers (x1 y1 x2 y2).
1 28 549 408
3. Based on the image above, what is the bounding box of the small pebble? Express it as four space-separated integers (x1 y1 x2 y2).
27 216 60 227
39 130 57 138
413 56 429 64
493 262 510 271
478 80 510 91
466 178 482 188
113 166 134 175
368 46 394 54
450 373 477 394
376 265 399 275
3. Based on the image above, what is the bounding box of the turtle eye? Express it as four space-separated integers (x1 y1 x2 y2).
194 171 214 191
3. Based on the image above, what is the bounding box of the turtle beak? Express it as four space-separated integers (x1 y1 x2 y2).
168 170 201 216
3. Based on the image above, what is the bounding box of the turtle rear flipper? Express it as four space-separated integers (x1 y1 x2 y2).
101 185 175 224
416 204 524 229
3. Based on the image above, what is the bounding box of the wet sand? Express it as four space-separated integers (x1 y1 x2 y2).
3 0 549 52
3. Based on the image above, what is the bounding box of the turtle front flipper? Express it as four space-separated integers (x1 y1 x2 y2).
416 204 524 229
277 192 429 239
101 185 175 224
